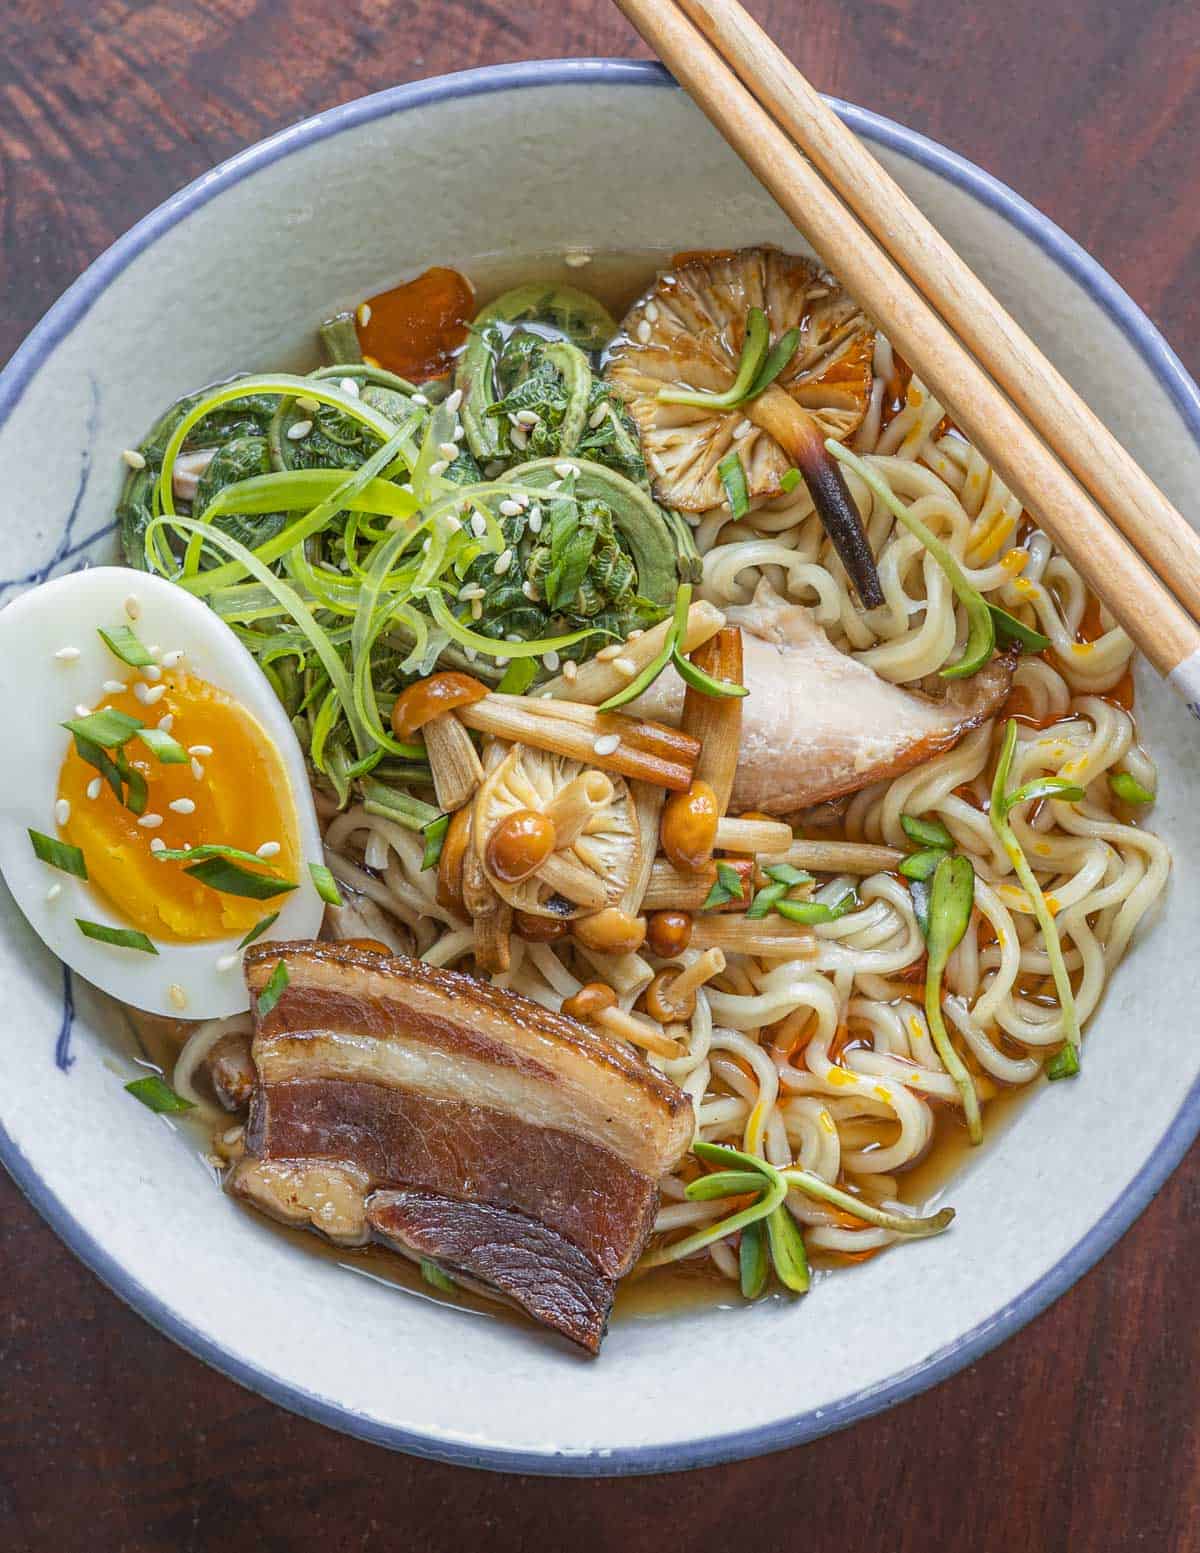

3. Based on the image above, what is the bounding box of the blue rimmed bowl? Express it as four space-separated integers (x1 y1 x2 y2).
1 59 1197 1476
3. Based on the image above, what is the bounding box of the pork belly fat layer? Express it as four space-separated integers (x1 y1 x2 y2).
369 1190 617 1355
243 943 693 1179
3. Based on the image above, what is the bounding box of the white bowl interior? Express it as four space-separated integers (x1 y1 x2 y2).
1 68 1197 1471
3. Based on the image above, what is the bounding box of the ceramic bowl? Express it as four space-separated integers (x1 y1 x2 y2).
1 60 1197 1476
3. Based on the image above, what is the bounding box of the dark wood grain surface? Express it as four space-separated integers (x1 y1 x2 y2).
1 2 1197 1548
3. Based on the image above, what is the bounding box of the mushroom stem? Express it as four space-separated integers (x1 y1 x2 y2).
422 715 483 813
749 385 884 609
668 947 726 1005
536 852 609 910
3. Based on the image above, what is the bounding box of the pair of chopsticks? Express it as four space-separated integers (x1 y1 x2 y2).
613 0 1200 714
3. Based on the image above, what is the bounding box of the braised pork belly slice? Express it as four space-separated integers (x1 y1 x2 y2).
368 1191 617 1355
233 943 694 1351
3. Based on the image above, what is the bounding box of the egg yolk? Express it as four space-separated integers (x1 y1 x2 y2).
58 672 301 942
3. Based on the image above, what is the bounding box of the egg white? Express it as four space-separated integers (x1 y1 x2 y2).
0 567 325 1018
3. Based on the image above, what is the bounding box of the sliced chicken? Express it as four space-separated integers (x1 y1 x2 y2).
231 942 693 1353
633 581 1015 814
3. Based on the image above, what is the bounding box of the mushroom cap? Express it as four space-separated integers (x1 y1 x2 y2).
605 247 875 511
474 741 641 919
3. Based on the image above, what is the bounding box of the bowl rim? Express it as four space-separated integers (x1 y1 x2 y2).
1 57 1198 1477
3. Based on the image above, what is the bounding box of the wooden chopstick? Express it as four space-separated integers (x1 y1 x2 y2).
676 0 1200 630
612 0 1200 710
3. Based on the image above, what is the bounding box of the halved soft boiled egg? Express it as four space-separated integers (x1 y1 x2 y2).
0 568 325 1017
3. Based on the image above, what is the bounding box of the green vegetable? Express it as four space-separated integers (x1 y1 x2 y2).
922 853 981 1143
76 919 157 954
747 326 801 400
827 442 995 678
419 1258 457 1294
496 658 537 695
237 912 279 949
991 718 1082 1059
775 890 856 925
670 640 748 700
901 813 953 850
747 881 788 919
256 959 290 1016
658 308 769 410
764 863 812 887
702 859 746 911
780 468 802 494
989 604 1050 653
318 312 364 366
135 728 189 765
153 842 276 865
739 1219 769 1299
125 1075 195 1113
97 624 154 668
1046 1043 1081 1081
309 862 343 906
62 708 142 749
641 1141 786 1270
765 1203 810 1293
72 735 124 803
29 830 87 879
599 583 691 712
717 450 750 520
184 857 298 900
421 814 450 871
898 848 945 881
115 750 147 816
1109 771 1155 804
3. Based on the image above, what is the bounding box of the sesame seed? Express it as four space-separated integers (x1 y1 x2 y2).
733 418 753 438
429 459 449 476
563 660 578 682
645 301 660 323
286 419 313 441
484 460 504 478
156 714 173 733
339 377 360 398
649 453 668 478
124 594 141 620
137 813 163 829
168 984 187 1011
458 584 486 602
596 643 624 662
143 663 162 682
438 441 459 460
54 798 71 825
453 424 465 441
121 448 147 470
74 703 93 718
494 656 509 669
86 778 102 801
464 647 477 663
509 424 529 450
445 388 463 414
54 646 80 662
498 499 522 517
471 600 483 620
505 632 523 644
411 393 429 407
168 798 196 815
190 759 204 781
134 682 166 705
295 395 319 415
628 628 644 641
522 581 537 601
528 506 543 534
222 1124 245 1145
542 649 560 672
563 249 591 268
46 883 62 902
187 744 213 756
546 479 563 493
161 649 184 668
636 320 652 344
150 838 165 853
357 302 372 327
256 841 281 859
216 953 239 972
494 548 514 576
554 462 578 479
102 679 124 694
515 409 540 427
593 733 620 757
588 404 609 429
444 514 461 532
614 656 638 677
470 512 488 538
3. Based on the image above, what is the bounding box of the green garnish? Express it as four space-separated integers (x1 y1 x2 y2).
29 830 87 879
1109 771 1155 804
154 842 275 864
901 814 953 850
991 718 1083 1061
746 326 800 399
361 778 441 832
115 749 147 815
1046 1043 1081 1081
989 604 1050 653
599 583 691 713
779 467 802 494
308 862 343 906
658 307 769 410
747 881 788 919
421 814 450 871
125 1075 195 1113
764 863 813 888
76 919 157 954
898 848 944 881
717 450 751 520
765 1201 810 1293
185 857 298 900
237 912 279 949
670 641 749 700
496 658 538 695
642 1141 786 1270
73 735 124 802
922 853 981 1143
738 1219 769 1299
97 624 154 668
701 860 745 910
135 728 189 764
256 959 290 1016
419 1258 457 1294
62 708 143 748
775 890 856 925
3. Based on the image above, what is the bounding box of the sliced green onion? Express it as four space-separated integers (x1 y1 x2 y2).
764 863 812 888
420 1258 457 1294
98 624 154 668
361 777 440 831
308 862 343 906
657 307 769 410
746 326 800 399
670 642 748 699
154 842 274 865
991 719 1080 1055
125 1075 194 1113
901 813 953 850
62 708 143 748
76 919 157 954
1046 1042 1081 1081
135 728 189 764
72 735 124 803
1109 771 1155 804
775 890 856 925
827 442 995 678
238 912 280 949
496 658 538 695
599 583 690 713
702 859 746 910
115 750 147 816
421 814 450 871
185 857 298 900
29 829 87 879
739 1219 769 1299
765 1203 810 1293
256 959 290 1017
898 848 944 881
989 604 1050 653
779 467 802 494
747 881 788 919
922 853 981 1143
717 450 750 520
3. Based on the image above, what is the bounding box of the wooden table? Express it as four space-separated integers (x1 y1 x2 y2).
1 3 1197 1547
